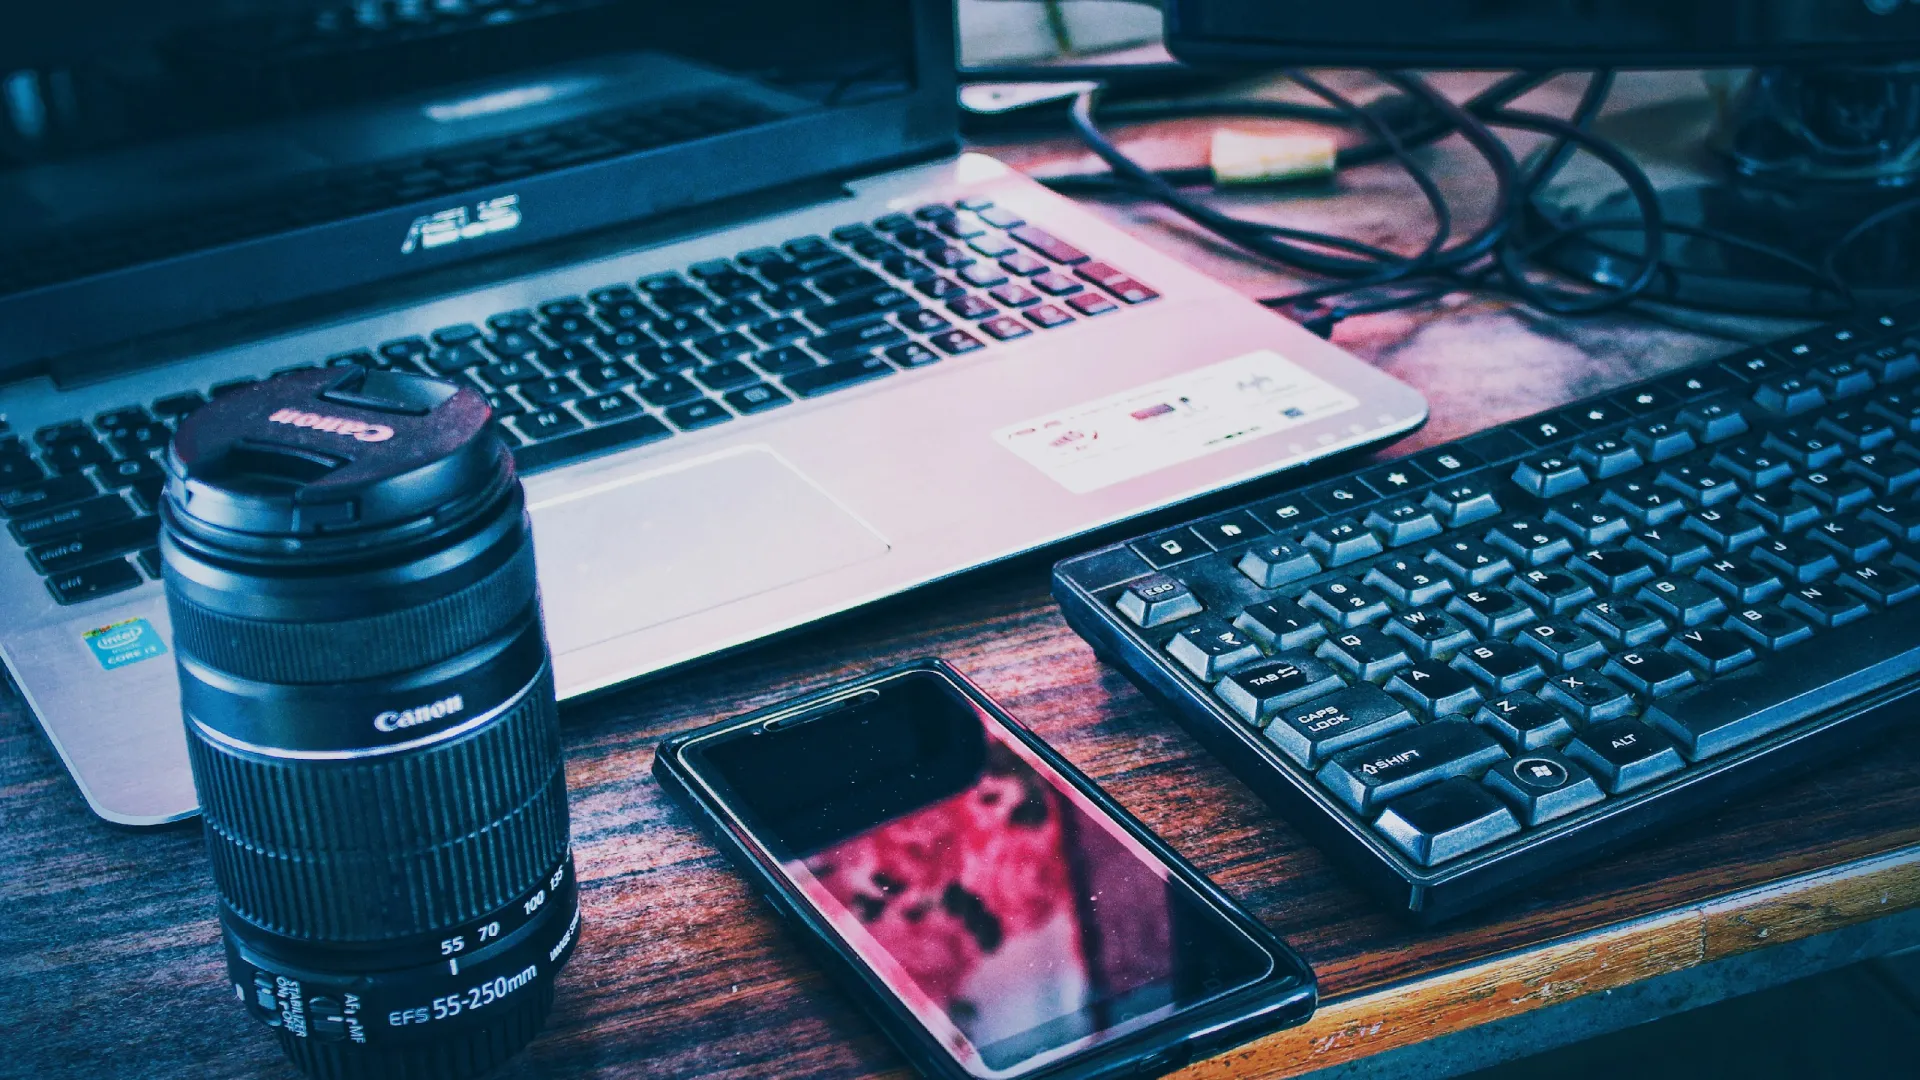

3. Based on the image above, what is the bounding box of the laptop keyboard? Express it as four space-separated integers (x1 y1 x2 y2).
1 199 1160 606
1052 306 1920 920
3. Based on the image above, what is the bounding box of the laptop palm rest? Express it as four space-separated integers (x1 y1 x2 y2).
528 446 890 656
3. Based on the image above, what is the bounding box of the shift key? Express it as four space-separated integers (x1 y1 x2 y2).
8 494 135 545
1316 720 1507 813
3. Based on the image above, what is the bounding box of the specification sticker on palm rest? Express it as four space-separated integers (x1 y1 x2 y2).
993 350 1359 493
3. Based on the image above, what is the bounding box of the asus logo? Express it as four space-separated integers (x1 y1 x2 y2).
400 194 521 254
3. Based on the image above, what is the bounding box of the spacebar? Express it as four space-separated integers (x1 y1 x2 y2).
1645 603 1920 760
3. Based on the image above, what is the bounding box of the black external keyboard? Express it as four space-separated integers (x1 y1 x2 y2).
1053 306 1920 922
1 199 1160 606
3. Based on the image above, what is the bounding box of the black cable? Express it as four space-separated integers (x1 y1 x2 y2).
1821 193 1920 291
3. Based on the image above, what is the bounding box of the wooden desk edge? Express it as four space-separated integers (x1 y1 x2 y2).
1177 843 1920 1079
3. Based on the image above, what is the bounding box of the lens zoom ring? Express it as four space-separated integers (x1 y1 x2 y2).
189 677 570 942
168 543 536 684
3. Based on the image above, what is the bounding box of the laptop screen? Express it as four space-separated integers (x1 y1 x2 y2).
2 1 930 311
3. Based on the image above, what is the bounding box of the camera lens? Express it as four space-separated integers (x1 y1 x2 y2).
160 368 578 1080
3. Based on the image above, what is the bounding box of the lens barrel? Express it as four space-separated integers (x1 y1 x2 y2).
161 368 578 1080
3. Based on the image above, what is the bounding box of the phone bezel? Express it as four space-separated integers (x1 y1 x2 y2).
653 658 1317 1080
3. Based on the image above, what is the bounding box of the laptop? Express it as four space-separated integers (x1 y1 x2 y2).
0 0 1426 825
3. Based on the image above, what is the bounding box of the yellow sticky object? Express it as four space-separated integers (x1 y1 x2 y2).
1209 128 1339 185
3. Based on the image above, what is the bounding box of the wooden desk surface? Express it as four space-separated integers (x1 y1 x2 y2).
4 73 1917 1079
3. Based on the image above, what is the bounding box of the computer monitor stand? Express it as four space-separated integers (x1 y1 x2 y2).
1537 63 1920 317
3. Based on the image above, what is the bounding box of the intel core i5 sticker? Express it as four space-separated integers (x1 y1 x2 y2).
83 617 167 671
992 350 1360 493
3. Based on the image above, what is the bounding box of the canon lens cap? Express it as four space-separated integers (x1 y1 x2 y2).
165 367 504 538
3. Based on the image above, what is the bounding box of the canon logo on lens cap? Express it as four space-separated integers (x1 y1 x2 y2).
269 407 395 443
374 694 464 733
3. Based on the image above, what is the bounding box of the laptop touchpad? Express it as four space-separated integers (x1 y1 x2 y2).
527 447 890 656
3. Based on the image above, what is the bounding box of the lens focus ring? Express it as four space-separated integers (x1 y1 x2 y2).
168 543 537 684
189 667 570 943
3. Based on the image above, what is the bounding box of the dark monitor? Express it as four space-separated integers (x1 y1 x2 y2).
1166 0 1920 68
2 0 956 372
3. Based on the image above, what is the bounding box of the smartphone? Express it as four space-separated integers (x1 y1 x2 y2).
653 659 1317 1080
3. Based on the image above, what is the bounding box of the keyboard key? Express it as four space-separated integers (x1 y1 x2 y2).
1216 653 1346 725
27 516 160 574
1665 626 1757 675
1681 507 1769 551
1 473 97 518
1514 619 1610 672
1511 566 1597 615
1512 454 1588 497
1238 539 1320 588
1725 603 1815 650
1538 667 1636 723
1446 587 1537 637
1025 304 1074 329
811 321 907 360
521 378 583 407
1842 446 1920 492
664 399 731 431
979 315 1033 341
1636 575 1728 627
1422 480 1502 527
1008 226 1090 265
1383 660 1485 718
1451 640 1545 693
511 414 671 472
1317 720 1506 813
694 361 760 392
1299 577 1392 627
1031 270 1081 295
1857 339 1920 382
10 494 135 545
1804 515 1890 563
1780 580 1870 628
513 408 583 444
885 342 941 368
1262 683 1414 767
1602 648 1698 696
1748 534 1839 584
1364 555 1454 607
725 383 792 415
1762 425 1844 469
930 329 985 355
960 263 1009 288
1565 718 1685 792
1484 519 1575 566
1472 692 1575 751
1066 293 1119 317
1317 626 1413 681
1167 618 1264 680
1571 436 1643 479
1712 441 1795 487
1234 601 1328 652
45 558 143 604
1790 470 1875 514
1575 597 1668 647
1374 778 1521 867
576 392 641 423
1602 479 1688 525
812 288 917 331
1426 537 1513 585
1305 517 1383 567
1624 420 1695 462
1695 554 1785 604
1484 751 1605 825
784 355 894 398
1545 497 1633 545
1366 499 1445 550
42 437 110 473
1676 401 1750 442
1568 547 1659 592
1753 375 1826 415
1836 558 1920 606
1382 607 1476 660
1807 357 1875 399
1654 463 1741 506
98 457 164 489
1624 526 1713 573
1116 574 1203 628
1816 409 1896 450
1863 497 1920 541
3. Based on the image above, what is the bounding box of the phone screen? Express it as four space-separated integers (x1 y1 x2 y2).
681 670 1276 1078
